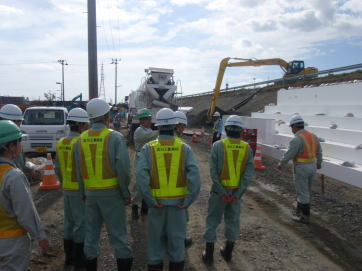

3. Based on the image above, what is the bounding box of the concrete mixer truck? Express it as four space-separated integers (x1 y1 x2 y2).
127 67 178 144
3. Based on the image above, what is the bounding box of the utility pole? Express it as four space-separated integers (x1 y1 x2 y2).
99 63 106 100
111 58 121 105
58 59 68 105
87 0 98 99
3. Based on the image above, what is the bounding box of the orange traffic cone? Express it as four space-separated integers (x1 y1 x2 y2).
191 131 199 143
39 153 61 190
254 145 266 170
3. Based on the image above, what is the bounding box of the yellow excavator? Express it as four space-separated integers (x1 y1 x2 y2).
207 57 318 121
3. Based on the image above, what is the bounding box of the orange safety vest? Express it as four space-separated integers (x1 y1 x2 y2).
79 128 118 190
219 138 249 188
294 131 318 163
0 163 27 238
149 138 188 199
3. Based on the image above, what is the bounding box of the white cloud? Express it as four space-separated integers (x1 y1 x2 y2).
0 4 23 15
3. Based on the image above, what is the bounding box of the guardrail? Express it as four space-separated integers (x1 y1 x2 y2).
179 63 362 99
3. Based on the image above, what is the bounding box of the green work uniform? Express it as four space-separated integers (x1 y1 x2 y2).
74 123 132 260
55 131 85 243
280 129 323 204
0 157 46 271
132 125 158 204
136 134 200 265
203 137 254 243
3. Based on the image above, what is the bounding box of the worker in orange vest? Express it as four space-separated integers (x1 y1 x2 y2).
0 120 48 270
277 115 323 223
137 108 200 271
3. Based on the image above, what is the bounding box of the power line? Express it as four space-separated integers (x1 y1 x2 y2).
0 61 57 66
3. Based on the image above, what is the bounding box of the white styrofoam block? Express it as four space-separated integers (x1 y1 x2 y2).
264 104 362 118
251 112 362 131
277 82 362 106
275 124 362 146
259 143 362 189
240 117 275 144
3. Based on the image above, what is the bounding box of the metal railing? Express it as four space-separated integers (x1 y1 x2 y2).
179 63 362 99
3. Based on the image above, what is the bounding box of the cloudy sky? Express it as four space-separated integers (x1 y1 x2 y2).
0 0 361 102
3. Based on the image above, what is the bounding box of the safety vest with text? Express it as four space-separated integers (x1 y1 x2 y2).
219 138 249 189
0 163 27 238
149 139 188 199
294 131 318 163
79 128 118 190
56 137 79 190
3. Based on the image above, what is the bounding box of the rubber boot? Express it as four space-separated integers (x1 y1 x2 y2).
184 236 193 248
201 242 214 265
148 262 163 271
63 239 74 266
73 243 86 270
300 203 310 224
220 241 234 262
85 258 97 271
132 204 139 220
116 258 133 271
141 199 148 215
169 261 184 271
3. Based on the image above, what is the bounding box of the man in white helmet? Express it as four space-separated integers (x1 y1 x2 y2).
212 111 223 143
136 108 200 271
0 104 27 170
277 115 323 224
54 108 89 270
202 115 254 265
74 98 133 271
131 108 158 220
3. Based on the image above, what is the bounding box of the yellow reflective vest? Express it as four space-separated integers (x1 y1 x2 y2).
149 138 187 199
294 131 318 163
0 163 27 238
56 137 79 190
219 138 249 188
79 128 118 190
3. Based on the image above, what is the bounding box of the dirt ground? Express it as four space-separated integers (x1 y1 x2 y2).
28 132 362 271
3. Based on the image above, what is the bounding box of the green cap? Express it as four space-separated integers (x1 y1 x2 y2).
137 108 152 119
0 120 23 146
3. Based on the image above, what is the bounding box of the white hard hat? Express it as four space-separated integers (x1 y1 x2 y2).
0 104 23 120
224 115 244 128
213 111 220 117
67 108 89 123
175 111 187 125
86 98 111 119
155 108 177 126
289 115 304 126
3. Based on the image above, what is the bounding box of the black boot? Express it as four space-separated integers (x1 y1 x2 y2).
296 202 303 216
169 261 184 271
300 203 310 224
184 236 193 248
201 242 214 265
73 243 86 270
116 258 133 271
63 239 74 266
86 258 97 271
141 199 148 215
220 241 234 262
148 262 163 271
132 204 139 220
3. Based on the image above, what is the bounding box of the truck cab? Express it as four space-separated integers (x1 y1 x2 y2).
20 107 69 154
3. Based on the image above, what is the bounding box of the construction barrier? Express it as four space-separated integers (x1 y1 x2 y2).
254 145 266 170
39 153 60 190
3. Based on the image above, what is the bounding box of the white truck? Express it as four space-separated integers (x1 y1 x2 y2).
127 67 178 143
20 107 69 154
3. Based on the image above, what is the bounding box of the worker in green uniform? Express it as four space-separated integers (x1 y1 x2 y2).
174 110 193 248
131 108 158 220
277 115 323 224
0 104 28 170
55 108 89 270
0 120 48 270
137 108 200 271
74 98 133 271
202 115 254 264
212 111 223 143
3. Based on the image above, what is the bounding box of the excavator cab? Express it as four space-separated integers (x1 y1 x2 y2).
286 60 305 75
